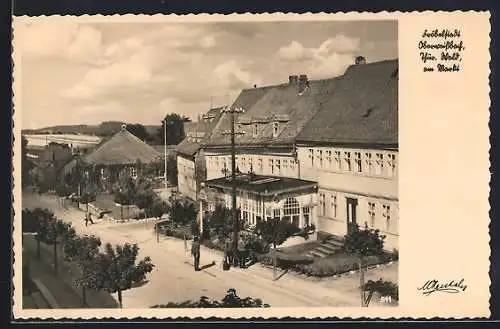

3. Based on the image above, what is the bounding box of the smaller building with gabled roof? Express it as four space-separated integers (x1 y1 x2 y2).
176 107 224 200
64 124 163 191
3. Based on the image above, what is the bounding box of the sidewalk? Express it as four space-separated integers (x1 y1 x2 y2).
23 248 82 308
23 235 119 308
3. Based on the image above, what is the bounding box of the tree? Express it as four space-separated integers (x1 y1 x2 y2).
205 204 234 238
362 279 398 306
254 218 302 280
80 191 97 214
42 218 76 275
169 198 197 226
158 113 191 145
126 124 149 141
343 223 386 307
148 198 169 220
23 208 55 259
151 288 270 308
91 243 154 308
114 178 137 220
63 234 102 306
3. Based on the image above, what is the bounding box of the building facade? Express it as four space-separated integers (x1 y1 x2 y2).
201 58 399 251
176 107 224 200
296 59 399 251
64 124 163 191
202 173 318 230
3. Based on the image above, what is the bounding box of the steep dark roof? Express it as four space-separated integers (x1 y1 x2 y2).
296 59 398 146
203 86 275 147
176 140 203 158
83 127 162 166
177 107 225 158
203 75 345 148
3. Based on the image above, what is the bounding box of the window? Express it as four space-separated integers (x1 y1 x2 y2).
130 166 137 178
308 149 314 167
382 204 391 231
273 208 281 219
388 153 397 177
344 152 352 171
283 197 300 226
302 207 310 227
272 122 279 137
354 152 362 173
276 159 281 174
283 159 288 174
290 159 296 172
331 194 337 218
258 157 263 173
364 152 373 174
368 202 376 227
269 159 274 174
334 151 341 171
326 150 333 168
249 157 254 173
241 157 246 171
375 153 384 175
319 193 326 216
253 124 258 137
317 150 323 168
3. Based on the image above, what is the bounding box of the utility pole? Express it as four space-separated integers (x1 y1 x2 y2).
221 105 245 251
163 117 168 189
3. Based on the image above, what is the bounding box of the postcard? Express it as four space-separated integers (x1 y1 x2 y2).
11 11 491 319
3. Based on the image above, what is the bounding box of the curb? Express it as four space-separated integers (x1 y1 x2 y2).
32 278 60 308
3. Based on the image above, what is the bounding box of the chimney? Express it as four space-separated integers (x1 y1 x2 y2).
288 75 298 85
355 56 366 65
298 74 308 93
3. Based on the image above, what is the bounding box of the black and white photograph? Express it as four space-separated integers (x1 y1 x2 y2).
12 12 491 319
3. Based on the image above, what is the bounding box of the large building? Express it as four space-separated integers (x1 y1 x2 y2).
295 59 399 251
200 58 399 251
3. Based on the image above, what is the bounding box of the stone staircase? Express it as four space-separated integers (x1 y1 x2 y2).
308 236 344 258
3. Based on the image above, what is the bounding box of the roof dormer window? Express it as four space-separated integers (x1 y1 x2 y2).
272 122 279 138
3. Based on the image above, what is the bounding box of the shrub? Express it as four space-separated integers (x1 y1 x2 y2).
363 279 399 301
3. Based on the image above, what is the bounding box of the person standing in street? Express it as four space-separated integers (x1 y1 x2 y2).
191 236 201 271
84 212 94 227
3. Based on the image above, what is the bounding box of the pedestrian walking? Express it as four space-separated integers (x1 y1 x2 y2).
84 212 94 227
191 236 201 271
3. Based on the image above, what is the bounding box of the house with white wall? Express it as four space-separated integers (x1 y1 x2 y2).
201 58 399 251
176 107 223 200
295 59 399 251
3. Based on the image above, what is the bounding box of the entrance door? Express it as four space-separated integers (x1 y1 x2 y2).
346 197 358 232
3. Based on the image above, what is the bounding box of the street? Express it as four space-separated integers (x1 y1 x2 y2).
22 192 398 308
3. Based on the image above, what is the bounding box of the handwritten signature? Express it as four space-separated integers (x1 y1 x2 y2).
418 279 467 296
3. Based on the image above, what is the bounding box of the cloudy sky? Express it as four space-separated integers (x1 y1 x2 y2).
17 19 397 129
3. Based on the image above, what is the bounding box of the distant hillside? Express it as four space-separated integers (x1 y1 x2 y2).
22 121 162 138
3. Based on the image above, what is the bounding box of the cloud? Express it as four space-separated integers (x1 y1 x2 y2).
200 35 217 48
277 41 313 62
213 59 262 90
276 34 362 78
16 20 103 64
315 34 361 55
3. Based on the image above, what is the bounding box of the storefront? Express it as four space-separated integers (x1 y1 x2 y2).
200 173 318 229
